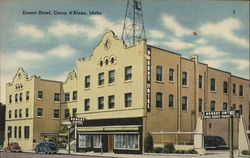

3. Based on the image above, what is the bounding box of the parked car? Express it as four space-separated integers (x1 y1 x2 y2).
4 142 22 152
204 136 228 150
35 141 59 154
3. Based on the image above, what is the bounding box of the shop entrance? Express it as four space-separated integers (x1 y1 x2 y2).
108 135 113 152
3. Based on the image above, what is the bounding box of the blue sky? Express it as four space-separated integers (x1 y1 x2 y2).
0 0 249 103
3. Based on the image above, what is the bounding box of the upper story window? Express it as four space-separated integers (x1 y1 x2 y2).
199 98 202 112
8 126 12 138
105 59 109 65
65 93 70 102
210 78 216 91
169 68 174 82
54 93 60 102
84 99 90 111
233 84 236 94
199 75 202 88
182 72 188 86
37 108 43 117
15 94 18 102
181 96 188 111
73 91 77 100
156 66 162 81
156 92 163 108
85 75 90 88
24 126 29 138
108 70 115 84
64 109 69 119
223 81 228 94
239 85 243 96
100 60 103 67
9 110 11 119
239 104 243 115
98 72 104 86
26 91 29 100
72 108 77 117
15 110 18 118
125 93 132 107
125 66 132 81
38 91 43 99
168 94 174 108
53 109 60 118
98 97 104 110
108 95 115 109
210 101 216 111
25 108 29 117
9 95 12 104
19 109 22 118
111 57 115 64
223 102 228 110
19 93 23 102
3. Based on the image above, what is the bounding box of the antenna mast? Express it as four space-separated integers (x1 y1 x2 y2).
122 0 146 47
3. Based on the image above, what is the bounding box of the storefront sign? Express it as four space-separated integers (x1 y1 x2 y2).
146 47 151 112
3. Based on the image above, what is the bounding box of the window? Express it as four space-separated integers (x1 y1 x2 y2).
125 66 132 81
78 135 92 148
37 108 43 117
233 84 236 94
169 69 174 82
210 101 216 111
168 94 174 108
19 109 22 118
15 94 18 102
38 91 43 99
14 126 17 138
239 104 243 115
199 98 202 112
24 126 29 138
125 93 132 107
114 135 139 149
26 91 29 100
9 95 12 103
232 104 236 110
105 59 109 65
108 70 115 84
93 135 102 148
182 96 188 111
64 109 69 119
19 93 23 102
26 108 29 117
223 102 228 110
15 110 17 118
72 108 77 117
85 76 90 88
156 92 163 108
8 126 12 138
199 75 202 88
210 78 216 91
182 72 188 86
64 93 70 102
156 66 162 81
209 123 212 129
84 99 90 111
73 91 77 100
223 81 228 93
54 93 60 102
100 60 103 66
98 72 104 86
53 109 59 118
98 97 104 110
108 95 115 109
239 85 243 96
111 57 115 64
9 110 11 119
18 126 21 138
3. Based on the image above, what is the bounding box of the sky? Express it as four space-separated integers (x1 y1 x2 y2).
0 0 249 103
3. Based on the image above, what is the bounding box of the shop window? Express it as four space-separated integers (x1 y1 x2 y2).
239 85 243 96
210 101 216 111
223 81 228 94
54 93 60 102
199 98 202 112
64 109 69 119
182 96 188 111
78 135 92 148
199 75 202 88
93 135 102 148
24 126 29 138
156 92 163 108
98 72 104 86
37 108 43 117
98 97 104 110
84 99 90 111
182 72 188 86
65 93 70 102
19 109 22 118
19 93 23 102
26 91 29 100
108 70 115 84
169 68 174 82
210 78 216 91
114 135 139 149
156 66 162 81
223 102 228 110
125 93 132 107
85 75 90 88
108 95 115 109
53 109 59 118
73 91 77 100
9 95 12 103
125 66 132 81
38 91 43 99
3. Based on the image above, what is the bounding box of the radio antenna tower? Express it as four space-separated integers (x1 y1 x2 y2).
122 0 146 47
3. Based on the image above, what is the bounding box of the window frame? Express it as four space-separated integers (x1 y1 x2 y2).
223 81 228 94
26 91 30 101
168 94 174 108
37 108 43 117
182 72 188 86
156 65 163 82
84 99 90 111
38 91 43 99
54 93 60 102
64 93 70 102
223 102 228 111
108 95 115 109
210 78 216 91
210 101 216 111
125 66 132 81
98 72 105 86
53 109 60 119
85 75 91 88
108 70 115 84
239 85 243 96
98 96 104 110
181 96 188 111
24 126 29 138
73 91 77 100
198 75 202 89
125 93 132 107
156 92 163 108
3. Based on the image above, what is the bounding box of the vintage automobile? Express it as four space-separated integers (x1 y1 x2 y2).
35 141 59 154
204 136 228 150
4 142 22 152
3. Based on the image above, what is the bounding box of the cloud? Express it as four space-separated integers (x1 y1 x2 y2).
48 15 123 38
162 38 194 50
162 14 192 37
192 46 227 58
17 24 44 39
148 30 165 39
199 18 249 48
147 40 160 46
195 38 207 44
15 50 45 60
47 45 77 58
203 59 226 69
229 59 249 70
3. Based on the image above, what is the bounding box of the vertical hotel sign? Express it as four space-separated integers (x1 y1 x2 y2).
146 47 151 112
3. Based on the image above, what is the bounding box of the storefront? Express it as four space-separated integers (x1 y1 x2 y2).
76 117 143 154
